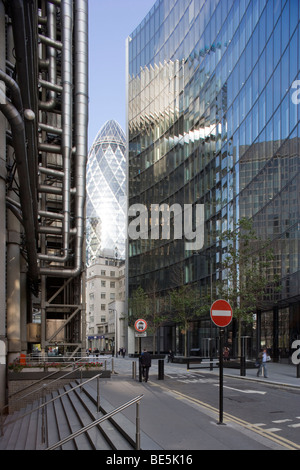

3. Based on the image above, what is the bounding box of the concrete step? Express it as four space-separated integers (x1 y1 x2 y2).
0 378 161 451
63 384 111 450
44 395 61 449
0 408 26 450
75 380 162 450
67 382 134 450
17 402 41 450
51 390 76 450
58 386 94 450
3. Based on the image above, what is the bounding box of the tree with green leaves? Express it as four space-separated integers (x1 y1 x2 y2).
169 265 210 357
218 217 280 356
128 283 168 353
170 285 207 356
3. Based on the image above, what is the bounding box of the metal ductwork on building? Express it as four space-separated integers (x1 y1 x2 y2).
0 0 88 370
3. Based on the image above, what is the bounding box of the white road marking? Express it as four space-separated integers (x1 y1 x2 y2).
214 384 267 395
272 419 293 424
264 428 282 433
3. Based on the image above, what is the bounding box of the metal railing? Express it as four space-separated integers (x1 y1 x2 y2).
11 353 113 372
1 372 102 440
1 358 101 436
46 393 144 451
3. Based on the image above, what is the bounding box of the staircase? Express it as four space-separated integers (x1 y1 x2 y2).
0 379 161 450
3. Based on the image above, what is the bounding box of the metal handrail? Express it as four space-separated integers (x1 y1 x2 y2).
10 363 86 403
1 358 102 435
0 373 102 438
46 393 144 451
8 357 91 400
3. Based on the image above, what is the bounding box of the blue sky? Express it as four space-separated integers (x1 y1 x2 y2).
88 0 156 149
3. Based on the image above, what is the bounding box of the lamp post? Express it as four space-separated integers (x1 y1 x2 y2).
109 308 118 358
193 249 213 303
193 249 213 358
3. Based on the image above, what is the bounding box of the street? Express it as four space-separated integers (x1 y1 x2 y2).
89 357 300 450
160 369 300 449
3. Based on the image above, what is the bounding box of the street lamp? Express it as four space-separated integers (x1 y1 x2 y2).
109 308 118 358
193 249 213 303
193 249 214 357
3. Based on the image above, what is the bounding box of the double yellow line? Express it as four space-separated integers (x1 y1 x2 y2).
152 382 300 450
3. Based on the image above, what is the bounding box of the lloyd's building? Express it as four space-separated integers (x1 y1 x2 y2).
126 0 300 360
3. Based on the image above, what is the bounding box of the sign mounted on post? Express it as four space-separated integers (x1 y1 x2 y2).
210 299 233 425
134 319 147 333
210 299 233 328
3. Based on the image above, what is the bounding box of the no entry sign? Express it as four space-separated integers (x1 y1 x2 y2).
210 299 233 328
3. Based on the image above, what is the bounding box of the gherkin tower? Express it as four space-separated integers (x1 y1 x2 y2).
86 120 126 265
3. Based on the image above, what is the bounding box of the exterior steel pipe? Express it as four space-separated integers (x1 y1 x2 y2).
38 184 63 195
38 34 62 50
39 210 64 220
38 166 64 178
38 1 59 111
38 122 63 135
38 78 63 93
40 0 88 277
0 90 38 287
38 0 73 264
10 0 39 241
0 70 23 113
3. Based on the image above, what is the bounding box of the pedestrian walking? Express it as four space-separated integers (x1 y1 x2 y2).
167 350 174 363
257 347 269 378
223 347 230 361
140 348 151 382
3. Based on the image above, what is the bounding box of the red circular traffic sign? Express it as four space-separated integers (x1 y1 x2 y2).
134 319 147 332
210 299 233 328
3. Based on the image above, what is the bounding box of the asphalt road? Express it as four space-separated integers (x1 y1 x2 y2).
90 361 300 451
160 369 300 449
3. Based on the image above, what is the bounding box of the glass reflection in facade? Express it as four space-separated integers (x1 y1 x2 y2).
86 120 126 264
127 0 300 357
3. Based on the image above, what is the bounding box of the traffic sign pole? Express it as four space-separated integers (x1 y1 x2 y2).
210 300 233 426
134 319 147 383
218 328 225 425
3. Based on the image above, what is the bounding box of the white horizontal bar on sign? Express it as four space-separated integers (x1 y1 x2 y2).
212 310 232 316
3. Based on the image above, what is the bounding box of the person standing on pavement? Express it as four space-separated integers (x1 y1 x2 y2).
167 350 174 363
257 347 269 378
140 348 151 382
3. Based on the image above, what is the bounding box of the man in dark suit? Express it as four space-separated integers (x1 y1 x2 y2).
140 348 151 382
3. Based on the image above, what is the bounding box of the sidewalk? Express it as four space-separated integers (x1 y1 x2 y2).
109 355 300 389
90 355 300 450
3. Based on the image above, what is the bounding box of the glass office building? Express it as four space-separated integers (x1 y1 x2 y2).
86 120 126 264
127 0 300 357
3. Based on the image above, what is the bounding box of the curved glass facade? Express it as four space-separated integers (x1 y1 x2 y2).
86 120 126 264
127 0 300 355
